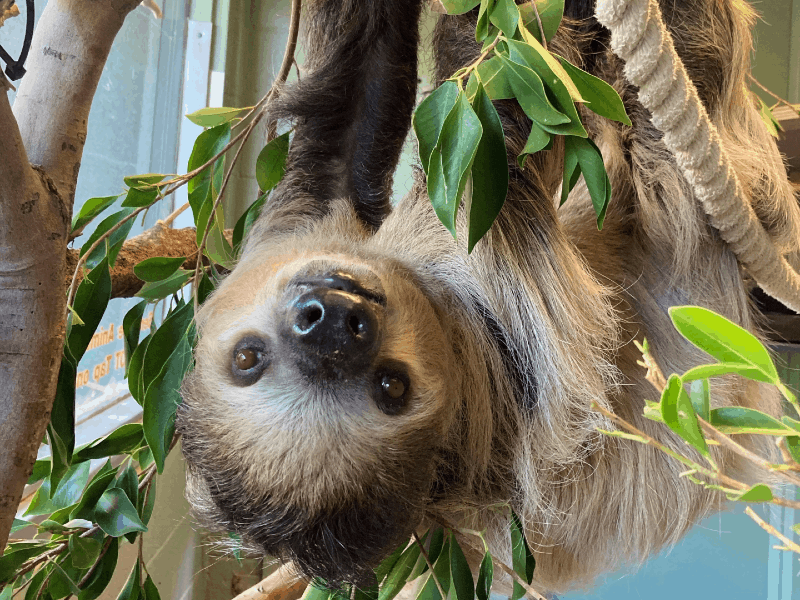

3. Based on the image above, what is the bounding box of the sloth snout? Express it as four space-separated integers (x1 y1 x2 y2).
284 286 381 378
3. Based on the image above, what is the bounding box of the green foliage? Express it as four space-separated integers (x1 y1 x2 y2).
413 0 628 249
256 132 291 192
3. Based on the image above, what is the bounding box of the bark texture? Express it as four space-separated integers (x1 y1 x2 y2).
0 0 143 554
66 225 229 298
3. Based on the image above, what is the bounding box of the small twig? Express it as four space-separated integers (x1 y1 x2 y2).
76 536 114 588
745 506 800 554
454 37 500 86
528 1 547 50
267 0 302 142
748 74 798 112
633 340 667 392
413 531 445 599
162 202 190 228
590 401 747 491
698 418 800 489
777 438 800 472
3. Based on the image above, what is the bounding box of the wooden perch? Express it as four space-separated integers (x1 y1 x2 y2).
232 563 308 600
66 223 232 298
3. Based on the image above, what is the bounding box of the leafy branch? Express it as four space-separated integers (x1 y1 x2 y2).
594 306 800 552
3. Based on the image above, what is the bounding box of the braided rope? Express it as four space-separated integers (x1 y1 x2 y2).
595 0 800 313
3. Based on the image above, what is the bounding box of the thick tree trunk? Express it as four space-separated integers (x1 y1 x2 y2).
0 0 143 554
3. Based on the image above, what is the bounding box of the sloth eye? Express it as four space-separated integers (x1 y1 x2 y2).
230 337 270 386
374 368 410 415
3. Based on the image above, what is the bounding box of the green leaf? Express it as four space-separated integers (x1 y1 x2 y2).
475 551 493 600
74 424 144 462
785 435 800 463
143 333 194 472
302 584 331 600
186 106 249 127
509 511 534 600
115 464 139 509
729 483 774 503
27 459 51 484
427 91 483 237
24 563 51 600
116 561 141 600
93 488 148 537
135 270 191 301
78 538 118 600
137 477 157 526
414 81 460 173
47 421 71 494
0 544 48 583
142 576 161 600
377 541 422 600
489 0 518 38
187 123 231 222
48 560 82 599
121 186 159 209
427 528 446 565
69 535 102 570
756 96 781 138
128 333 152 405
560 136 611 228
475 0 496 42
25 461 91 516
498 55 567 126
374 542 407 586
415 536 451 600
50 358 77 463
11 518 31 534
468 82 508 251
669 306 779 385
80 209 135 270
72 196 121 233
688 379 710 421
441 0 481 14
663 375 709 457
0 584 11 600
134 257 187 282
449 537 474 600
518 0 564 43
710 407 790 435
232 193 268 251
70 466 117 522
124 174 166 190
256 132 291 192
466 57 514 102
558 57 631 126
68 257 112 362
517 122 550 168
505 39 586 136
123 302 148 377
681 362 768 382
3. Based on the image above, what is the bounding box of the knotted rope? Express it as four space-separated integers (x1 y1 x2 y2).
595 0 800 313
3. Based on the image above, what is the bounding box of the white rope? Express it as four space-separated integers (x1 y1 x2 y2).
595 0 800 313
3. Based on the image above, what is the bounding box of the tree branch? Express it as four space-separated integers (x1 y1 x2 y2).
0 75 69 556
65 224 231 298
231 563 307 600
11 0 143 209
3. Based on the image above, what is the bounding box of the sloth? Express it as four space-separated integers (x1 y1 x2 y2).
177 0 800 593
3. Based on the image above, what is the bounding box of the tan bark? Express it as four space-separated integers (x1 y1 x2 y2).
0 75 68 555
11 0 142 209
0 0 144 554
232 564 308 600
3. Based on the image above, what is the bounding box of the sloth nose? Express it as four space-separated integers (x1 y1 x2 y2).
285 288 380 378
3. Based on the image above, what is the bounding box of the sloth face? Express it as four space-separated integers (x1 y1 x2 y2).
178 249 457 584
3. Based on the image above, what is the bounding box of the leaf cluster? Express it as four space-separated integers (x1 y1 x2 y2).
413 0 630 250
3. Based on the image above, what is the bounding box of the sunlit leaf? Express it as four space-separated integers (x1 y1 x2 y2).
688 379 710 421
518 0 564 43
72 196 121 234
377 541 422 600
466 58 514 102
186 106 249 127
729 483 773 503
489 0 518 38
558 57 631 126
135 270 191 301
441 0 481 13
710 407 791 435
660 375 709 457
475 0 496 42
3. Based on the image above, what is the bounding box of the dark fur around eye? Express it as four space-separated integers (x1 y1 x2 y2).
373 363 411 416
230 336 270 386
